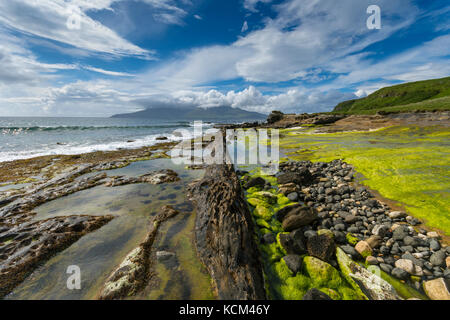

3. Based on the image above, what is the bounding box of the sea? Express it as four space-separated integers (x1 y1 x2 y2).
0 117 220 163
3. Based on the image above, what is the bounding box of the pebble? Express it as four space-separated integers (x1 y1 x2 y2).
287 192 299 202
389 211 407 219
430 250 446 267
392 267 409 280
366 256 378 265
429 239 441 251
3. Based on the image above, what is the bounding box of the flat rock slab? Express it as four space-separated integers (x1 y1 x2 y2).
0 214 113 298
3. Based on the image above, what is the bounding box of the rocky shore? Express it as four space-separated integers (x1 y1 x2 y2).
0 144 181 298
237 159 450 300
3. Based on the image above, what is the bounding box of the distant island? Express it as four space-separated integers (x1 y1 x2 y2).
111 106 267 121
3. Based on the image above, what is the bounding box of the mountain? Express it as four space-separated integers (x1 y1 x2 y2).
333 77 450 114
111 106 267 121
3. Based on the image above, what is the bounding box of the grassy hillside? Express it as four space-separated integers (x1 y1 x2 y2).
333 77 450 114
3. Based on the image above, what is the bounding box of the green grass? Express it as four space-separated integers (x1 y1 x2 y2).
333 77 450 114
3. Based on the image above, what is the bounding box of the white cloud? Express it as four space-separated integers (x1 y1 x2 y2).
82 66 134 77
0 0 449 117
0 0 155 58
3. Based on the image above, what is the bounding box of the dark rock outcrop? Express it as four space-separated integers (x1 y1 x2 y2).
188 164 266 300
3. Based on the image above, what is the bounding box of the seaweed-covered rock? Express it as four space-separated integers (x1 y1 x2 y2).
303 256 342 288
336 248 400 300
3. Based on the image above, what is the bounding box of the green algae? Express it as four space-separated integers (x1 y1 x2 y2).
346 233 359 246
279 125 450 235
303 256 343 289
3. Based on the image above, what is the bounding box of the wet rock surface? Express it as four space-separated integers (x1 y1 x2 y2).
104 169 180 187
0 160 183 299
0 214 113 298
188 164 266 300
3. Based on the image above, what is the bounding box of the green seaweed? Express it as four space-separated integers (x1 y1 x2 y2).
346 233 359 246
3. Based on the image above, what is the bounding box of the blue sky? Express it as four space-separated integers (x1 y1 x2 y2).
0 0 449 116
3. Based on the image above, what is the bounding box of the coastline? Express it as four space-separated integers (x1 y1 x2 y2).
0 111 449 300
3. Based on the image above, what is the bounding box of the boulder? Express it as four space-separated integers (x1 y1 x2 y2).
372 224 389 237
423 278 450 300
389 211 407 219
281 206 318 232
392 225 409 241
244 177 266 189
282 255 303 275
340 245 360 260
355 241 373 259
302 288 332 300
277 168 313 186
307 234 336 262
366 256 378 265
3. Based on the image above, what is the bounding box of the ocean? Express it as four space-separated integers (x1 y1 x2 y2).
0 117 217 163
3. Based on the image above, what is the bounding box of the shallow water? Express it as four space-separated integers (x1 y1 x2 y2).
6 158 214 300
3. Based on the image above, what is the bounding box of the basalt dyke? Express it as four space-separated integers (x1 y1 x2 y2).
238 160 450 300
188 164 266 300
